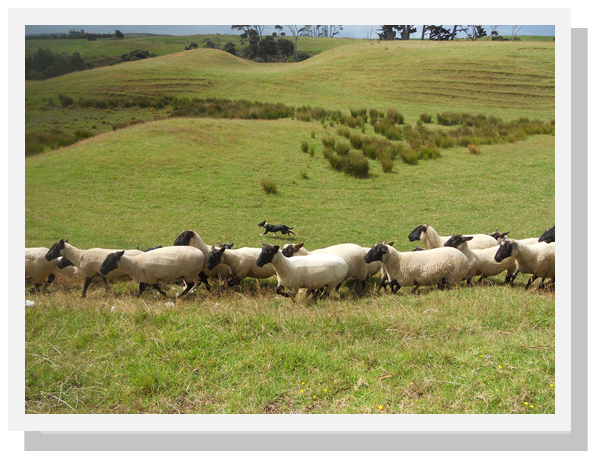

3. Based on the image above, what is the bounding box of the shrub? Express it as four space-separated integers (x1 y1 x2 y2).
386 108 405 124
299 171 309 180
419 113 432 124
468 144 481 155
349 133 363 150
369 108 379 120
345 116 359 129
301 140 309 153
308 145 315 157
260 177 277 194
399 147 420 165
58 94 73 108
311 130 316 139
336 125 351 138
321 136 336 149
334 140 351 156
337 151 370 178
379 155 394 173
418 145 441 160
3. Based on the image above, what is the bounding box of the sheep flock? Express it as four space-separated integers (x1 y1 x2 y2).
25 224 555 300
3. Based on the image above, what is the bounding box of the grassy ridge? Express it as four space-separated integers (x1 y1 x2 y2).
26 40 554 115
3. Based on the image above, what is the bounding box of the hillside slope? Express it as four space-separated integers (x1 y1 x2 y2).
26 40 554 116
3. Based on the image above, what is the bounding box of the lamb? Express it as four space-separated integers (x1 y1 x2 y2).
256 243 349 299
25 247 59 293
364 242 469 293
408 224 498 250
444 235 517 285
538 226 555 243
99 246 205 298
494 239 555 290
173 230 232 290
205 245 276 286
45 240 144 297
280 242 383 293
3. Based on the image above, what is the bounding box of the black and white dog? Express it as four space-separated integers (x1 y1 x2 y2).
258 221 296 237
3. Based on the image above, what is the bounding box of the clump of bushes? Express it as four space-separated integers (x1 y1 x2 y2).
468 144 481 155
321 136 336 149
25 128 95 156
301 140 309 153
349 133 364 150
324 150 369 178
386 108 405 125
336 125 351 138
419 113 432 124
334 140 351 156
260 177 277 194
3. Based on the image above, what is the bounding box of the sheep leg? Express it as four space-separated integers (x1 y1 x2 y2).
437 278 447 290
152 284 167 297
29 284 42 294
198 272 212 291
504 274 512 285
101 276 111 293
510 270 520 283
411 281 420 294
390 279 401 294
81 277 94 298
275 285 293 298
525 275 538 290
45 273 56 287
177 282 195 298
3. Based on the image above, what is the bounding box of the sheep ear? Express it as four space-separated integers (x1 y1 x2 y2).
503 232 509 237
388 241 394 246
211 245 217 252
381 240 386 245
464 236 474 241
229 243 234 248
273 245 280 252
296 243 304 250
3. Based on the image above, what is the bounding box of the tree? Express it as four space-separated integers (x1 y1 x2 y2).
283 25 308 61
510 25 523 40
395 25 417 40
378 25 416 40
223 42 237 56
231 25 265 39
258 35 278 62
115 29 124 39
427 25 451 40
277 38 294 61
377 25 397 40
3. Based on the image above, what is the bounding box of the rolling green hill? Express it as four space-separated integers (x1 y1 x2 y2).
26 39 554 116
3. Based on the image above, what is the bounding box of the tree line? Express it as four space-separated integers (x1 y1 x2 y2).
377 25 523 41
25 48 89 80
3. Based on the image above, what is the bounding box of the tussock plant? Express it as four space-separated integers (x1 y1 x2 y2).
321 136 336 149
349 133 364 150
260 177 278 194
386 108 405 125
419 113 432 124
399 147 421 165
334 139 351 156
468 144 481 155
336 125 351 138
301 140 309 153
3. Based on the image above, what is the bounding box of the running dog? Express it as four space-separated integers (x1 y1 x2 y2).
258 221 296 237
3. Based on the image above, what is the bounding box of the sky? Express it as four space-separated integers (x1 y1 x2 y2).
24 25 555 39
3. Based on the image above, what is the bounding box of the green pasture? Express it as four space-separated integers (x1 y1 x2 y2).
24 37 555 414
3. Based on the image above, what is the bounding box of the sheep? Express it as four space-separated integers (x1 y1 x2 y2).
494 239 555 290
408 224 498 250
538 226 555 243
173 230 232 290
44 240 144 297
490 229 540 245
364 242 469 294
256 243 349 299
99 246 205 298
444 235 517 285
25 247 58 293
205 245 276 286
280 242 383 293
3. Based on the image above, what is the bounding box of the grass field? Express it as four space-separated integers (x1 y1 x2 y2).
24 37 555 414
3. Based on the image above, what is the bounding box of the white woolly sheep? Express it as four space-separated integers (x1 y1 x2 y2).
281 242 383 293
364 243 469 293
256 243 349 299
174 230 233 290
444 235 517 285
99 246 205 297
408 224 498 250
25 247 59 293
45 240 144 297
494 239 555 290
205 245 276 286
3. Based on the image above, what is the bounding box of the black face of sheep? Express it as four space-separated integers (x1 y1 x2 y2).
489 229 509 240
219 242 234 250
408 225 427 242
364 244 388 264
205 246 226 271
45 239 67 261
538 226 555 243
256 243 280 267
56 257 74 269
100 251 125 276
173 230 194 246
444 234 473 249
494 241 515 263
281 243 304 258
